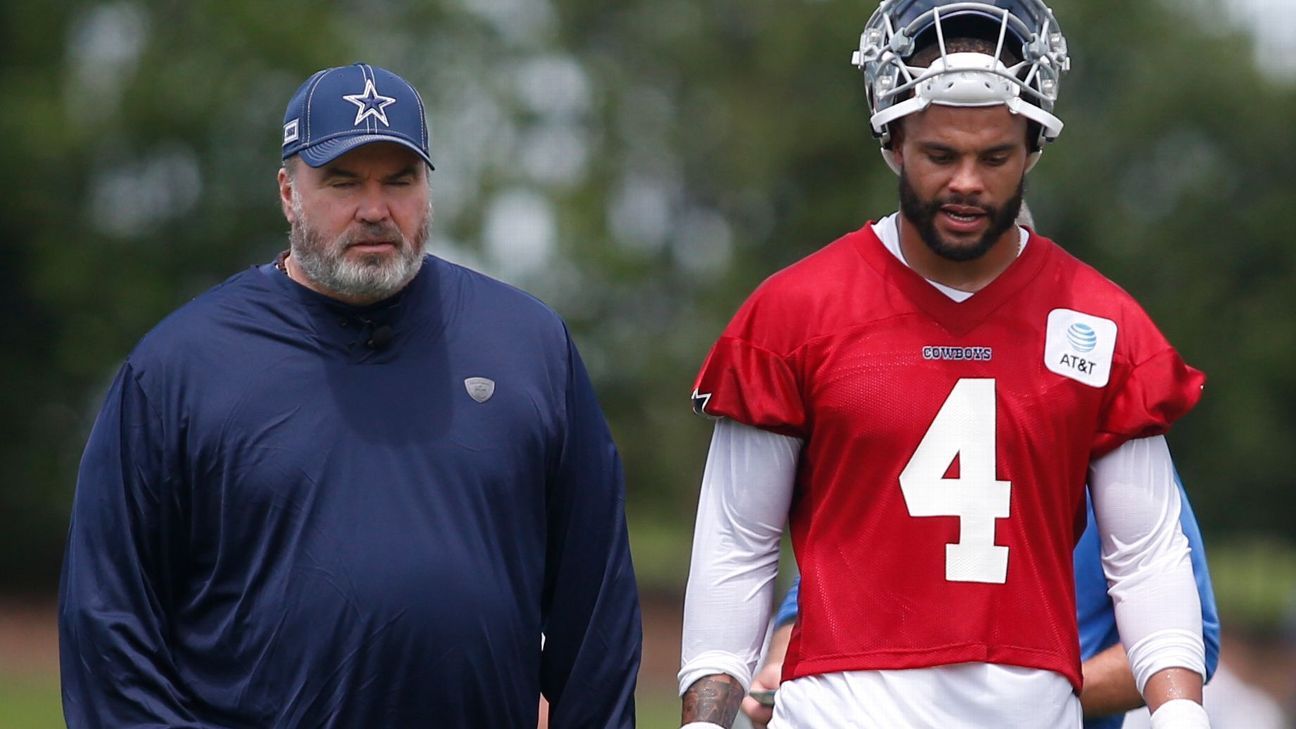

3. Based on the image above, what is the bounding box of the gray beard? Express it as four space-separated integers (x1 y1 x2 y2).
288 193 432 303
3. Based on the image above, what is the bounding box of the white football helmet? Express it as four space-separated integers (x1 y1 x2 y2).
852 0 1071 173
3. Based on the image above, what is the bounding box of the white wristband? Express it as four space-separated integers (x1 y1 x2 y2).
680 724 727 729
1150 699 1210 729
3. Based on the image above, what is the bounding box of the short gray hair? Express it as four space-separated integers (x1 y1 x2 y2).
281 155 301 180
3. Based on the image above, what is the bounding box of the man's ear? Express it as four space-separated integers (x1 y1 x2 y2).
278 167 296 223
889 124 906 167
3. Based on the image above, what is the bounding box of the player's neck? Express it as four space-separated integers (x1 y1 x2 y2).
897 216 1021 294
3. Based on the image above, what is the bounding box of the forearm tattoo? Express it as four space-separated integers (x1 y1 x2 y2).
681 674 744 727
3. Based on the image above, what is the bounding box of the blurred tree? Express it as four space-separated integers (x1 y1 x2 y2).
1 0 1292 594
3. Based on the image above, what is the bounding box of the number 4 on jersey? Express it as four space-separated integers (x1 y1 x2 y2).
899 378 1011 584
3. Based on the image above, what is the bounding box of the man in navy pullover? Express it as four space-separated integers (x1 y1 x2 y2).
59 63 641 728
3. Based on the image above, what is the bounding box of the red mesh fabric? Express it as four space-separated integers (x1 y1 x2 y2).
693 226 1204 692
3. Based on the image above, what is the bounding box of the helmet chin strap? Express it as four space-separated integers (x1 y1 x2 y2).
1025 150 1043 173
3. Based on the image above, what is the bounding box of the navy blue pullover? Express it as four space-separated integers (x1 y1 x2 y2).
60 256 641 727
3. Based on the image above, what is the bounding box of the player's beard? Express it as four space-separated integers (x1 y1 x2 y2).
899 171 1024 263
288 191 432 303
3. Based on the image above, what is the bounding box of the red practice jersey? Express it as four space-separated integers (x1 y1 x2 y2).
692 224 1204 691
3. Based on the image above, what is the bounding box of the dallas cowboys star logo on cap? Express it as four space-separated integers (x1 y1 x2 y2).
282 63 435 168
342 78 397 127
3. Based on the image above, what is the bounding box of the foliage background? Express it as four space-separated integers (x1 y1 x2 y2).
2 0 1294 724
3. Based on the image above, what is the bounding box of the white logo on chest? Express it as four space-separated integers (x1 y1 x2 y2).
464 377 495 403
1044 309 1117 387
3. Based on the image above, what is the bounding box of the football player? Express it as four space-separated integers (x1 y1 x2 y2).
679 2 1210 727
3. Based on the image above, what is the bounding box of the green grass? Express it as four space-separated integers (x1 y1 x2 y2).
636 686 680 727
0 675 62 729
0 673 678 729
1208 538 1296 631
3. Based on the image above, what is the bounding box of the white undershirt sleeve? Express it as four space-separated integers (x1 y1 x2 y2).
1089 435 1205 694
678 419 801 696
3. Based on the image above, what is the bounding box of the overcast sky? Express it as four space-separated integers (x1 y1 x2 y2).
1228 0 1296 75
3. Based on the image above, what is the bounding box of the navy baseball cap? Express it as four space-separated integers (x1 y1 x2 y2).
281 63 434 169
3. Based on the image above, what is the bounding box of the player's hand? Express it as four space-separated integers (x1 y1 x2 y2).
739 661 782 728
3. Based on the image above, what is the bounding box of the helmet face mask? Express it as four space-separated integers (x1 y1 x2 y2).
853 0 1070 172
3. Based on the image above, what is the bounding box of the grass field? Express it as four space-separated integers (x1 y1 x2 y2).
0 676 62 729
0 681 681 728
0 674 681 729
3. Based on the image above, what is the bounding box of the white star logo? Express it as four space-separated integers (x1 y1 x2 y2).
691 389 715 416
342 78 397 127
